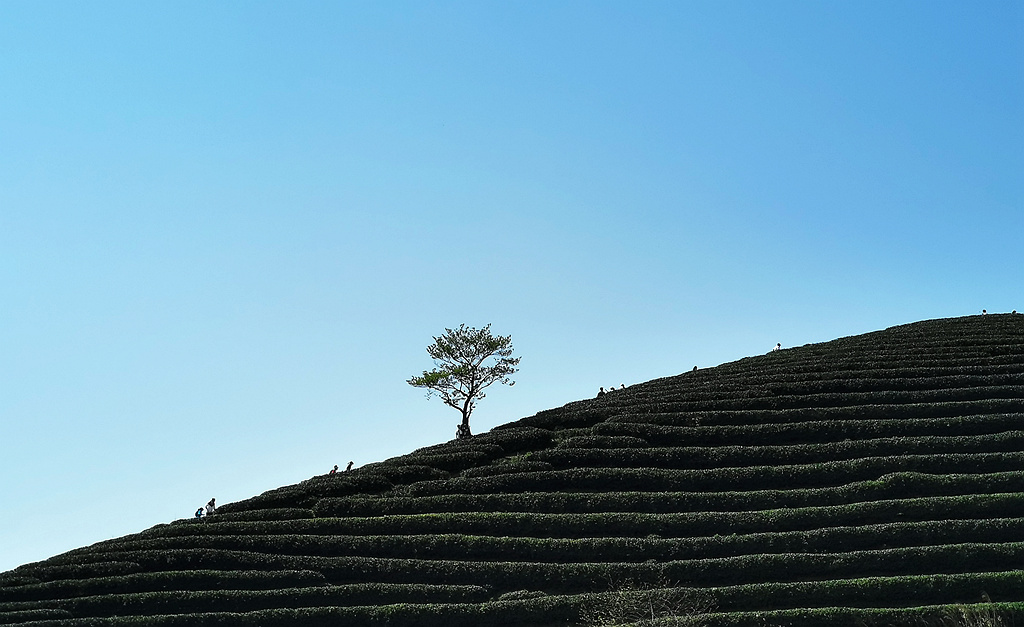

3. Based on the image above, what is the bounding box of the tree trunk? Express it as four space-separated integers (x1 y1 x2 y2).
457 412 472 438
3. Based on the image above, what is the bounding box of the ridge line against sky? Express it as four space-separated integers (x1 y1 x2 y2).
1 1 1021 572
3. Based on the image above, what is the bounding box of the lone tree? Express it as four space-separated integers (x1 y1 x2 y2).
407 324 520 438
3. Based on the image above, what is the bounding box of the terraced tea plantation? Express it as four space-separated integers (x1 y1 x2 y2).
2 315 1023 626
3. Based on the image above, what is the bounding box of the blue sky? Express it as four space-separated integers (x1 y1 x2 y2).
1 1 1021 572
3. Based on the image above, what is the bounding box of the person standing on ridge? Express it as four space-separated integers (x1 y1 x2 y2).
346 461 353 471
206 498 216 516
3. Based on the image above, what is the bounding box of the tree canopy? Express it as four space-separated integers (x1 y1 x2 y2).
407 324 520 438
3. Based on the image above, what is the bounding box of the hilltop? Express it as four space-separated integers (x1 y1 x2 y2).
2 314 1023 626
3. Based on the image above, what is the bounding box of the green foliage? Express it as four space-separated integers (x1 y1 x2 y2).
400 453 1024 496
407 324 520 435
0 584 490 619
595 413 1024 446
67 518 1024 566
0 570 327 604
0 608 73 623
532 432 1024 470
557 435 651 449
314 471 1024 516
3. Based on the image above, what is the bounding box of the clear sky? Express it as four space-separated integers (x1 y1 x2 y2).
1 1 1021 572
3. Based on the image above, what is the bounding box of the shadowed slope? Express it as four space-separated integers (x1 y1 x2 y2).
2 315 1023 626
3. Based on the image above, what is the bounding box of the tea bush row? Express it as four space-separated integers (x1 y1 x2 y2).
592 398 1024 429
0 570 326 604
703 571 1024 612
220 462 486 515
734 348 1024 379
693 603 1024 627
4 593 1022 627
219 430 559 514
643 344 1022 385
598 390 1024 419
0 594 587 627
630 364 1024 394
554 435 650 449
655 358 1024 391
0 584 490 619
674 365 1024 390
0 608 73 624
60 494 1024 554
458 460 554 478
401 452 1024 496
5 563 141 586
27 542 1024 593
603 374 1024 409
220 474 396 513
186 509 313 524
95 492 1024 551
709 346 1023 378
530 432 1024 470
67 518 1024 566
592 413 1024 446
316 470 1024 516
400 426 554 457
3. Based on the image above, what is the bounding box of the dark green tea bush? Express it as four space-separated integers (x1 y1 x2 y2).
459 460 554 479
0 570 327 604
511 407 610 431
82 494 1024 547
2 584 491 619
556 435 650 449
533 432 1024 470
196 509 313 524
356 463 450 484
593 385 1024 415
67 518 1024 566
607 399 1024 428
594 414 1024 447
705 571 1024 612
691 603 1024 627
313 471 1024 517
8 563 141 585
473 426 554 453
390 450 498 473
219 473 395 513
63 543 1024 595
401 453 1024 497
0 609 74 623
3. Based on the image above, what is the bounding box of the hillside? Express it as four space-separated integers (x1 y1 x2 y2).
2 314 1023 626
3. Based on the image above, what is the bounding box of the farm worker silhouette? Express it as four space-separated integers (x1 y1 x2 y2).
772 343 781 352
330 465 338 474
194 508 203 519
206 498 216 516
346 461 353 471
